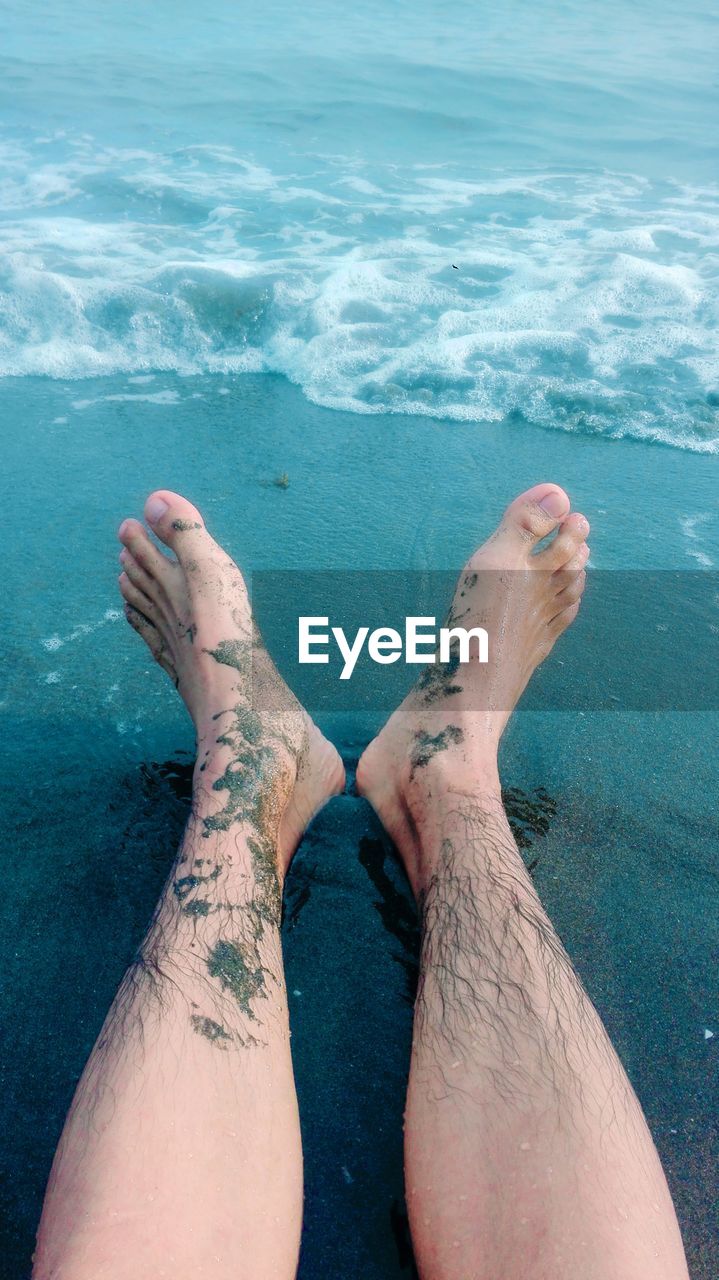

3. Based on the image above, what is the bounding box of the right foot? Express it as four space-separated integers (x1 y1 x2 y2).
356 483 589 896
118 490 344 873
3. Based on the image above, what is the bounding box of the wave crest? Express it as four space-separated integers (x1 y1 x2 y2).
1 139 718 452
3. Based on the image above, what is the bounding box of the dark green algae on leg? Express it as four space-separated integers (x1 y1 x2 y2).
190 1014 232 1046
417 639 463 704
204 638 252 677
207 938 267 1019
409 725 464 777
171 518 203 532
173 862 223 917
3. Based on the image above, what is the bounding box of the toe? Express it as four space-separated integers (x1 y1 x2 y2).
143 490 212 566
555 543 590 577
119 571 162 629
497 483 571 549
535 512 590 569
119 547 169 608
144 489 250 621
124 604 177 680
549 599 581 635
118 517 175 581
550 568 586 618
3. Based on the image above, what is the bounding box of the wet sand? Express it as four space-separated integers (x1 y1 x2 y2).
1 372 717 1278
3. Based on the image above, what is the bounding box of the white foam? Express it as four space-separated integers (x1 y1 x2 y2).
40 607 122 651
72 390 180 409
1 138 718 452
679 513 716 566
687 549 715 567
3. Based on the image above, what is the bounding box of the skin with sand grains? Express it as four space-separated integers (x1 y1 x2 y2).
115 490 344 1053
143 636 304 1048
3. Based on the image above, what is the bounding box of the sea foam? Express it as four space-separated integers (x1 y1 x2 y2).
1 137 717 452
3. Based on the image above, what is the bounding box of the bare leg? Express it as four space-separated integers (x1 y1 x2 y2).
358 485 688 1280
34 491 344 1280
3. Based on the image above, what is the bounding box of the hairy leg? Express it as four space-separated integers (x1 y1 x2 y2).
358 485 688 1280
405 789 688 1280
33 492 344 1280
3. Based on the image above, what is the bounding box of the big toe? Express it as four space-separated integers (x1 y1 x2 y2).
144 490 211 563
535 511 590 570
497 483 571 550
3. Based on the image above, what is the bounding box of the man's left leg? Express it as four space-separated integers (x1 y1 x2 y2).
358 484 689 1280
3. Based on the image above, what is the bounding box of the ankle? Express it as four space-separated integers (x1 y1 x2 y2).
385 753 502 898
401 745 502 821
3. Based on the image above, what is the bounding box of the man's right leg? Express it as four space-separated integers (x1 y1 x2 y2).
33 491 344 1280
358 485 689 1280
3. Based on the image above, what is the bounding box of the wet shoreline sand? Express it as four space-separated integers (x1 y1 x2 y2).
1 371 717 1277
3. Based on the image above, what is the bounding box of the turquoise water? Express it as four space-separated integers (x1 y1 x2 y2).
1 4 718 1278
1 0 718 448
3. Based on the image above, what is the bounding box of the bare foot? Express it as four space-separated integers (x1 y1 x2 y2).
356 483 589 896
118 490 344 873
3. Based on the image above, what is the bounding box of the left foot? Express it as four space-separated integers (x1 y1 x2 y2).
118 490 344 872
356 483 589 896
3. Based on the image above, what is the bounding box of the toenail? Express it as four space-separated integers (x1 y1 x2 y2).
539 490 568 518
146 496 169 523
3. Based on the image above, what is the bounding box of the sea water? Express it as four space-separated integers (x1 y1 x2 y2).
1 0 718 450
1 3 718 1278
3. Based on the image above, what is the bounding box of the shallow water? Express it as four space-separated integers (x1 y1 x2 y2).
1 2 718 1276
